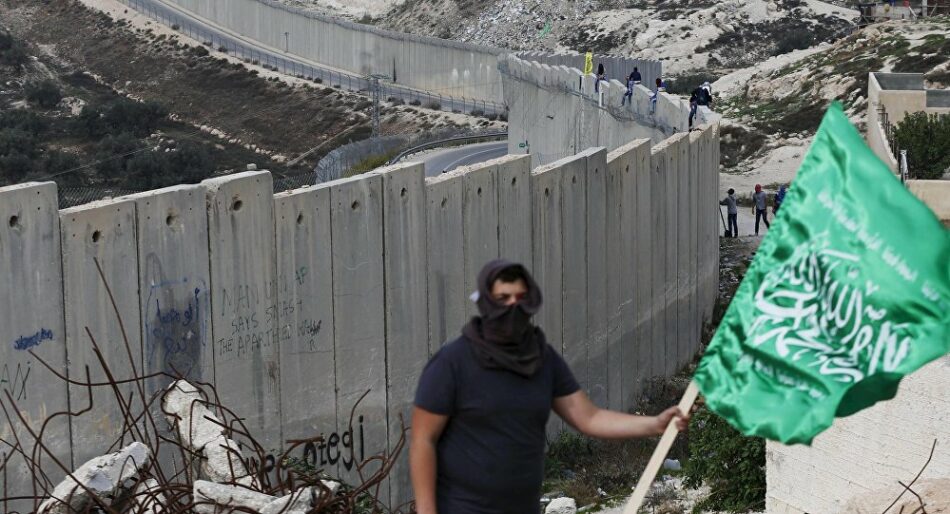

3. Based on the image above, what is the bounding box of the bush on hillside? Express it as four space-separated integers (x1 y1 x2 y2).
25 80 63 108
665 72 719 95
0 110 49 136
683 408 766 513
0 31 29 70
74 98 168 138
894 112 950 180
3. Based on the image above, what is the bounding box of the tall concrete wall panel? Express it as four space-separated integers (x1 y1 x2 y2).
60 198 141 466
203 171 281 450
460 163 500 317
327 175 387 490
373 163 429 507
558 155 589 397
425 173 465 352
530 163 563 352
675 135 691 366
272 185 337 463
127 186 212 388
649 140 671 377
0 183 69 513
629 141 652 395
688 131 701 355
581 148 609 408
605 141 646 410
495 155 532 265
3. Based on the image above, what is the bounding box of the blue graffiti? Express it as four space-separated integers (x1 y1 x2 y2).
144 277 208 378
13 328 53 351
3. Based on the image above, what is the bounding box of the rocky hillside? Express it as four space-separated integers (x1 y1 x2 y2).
713 16 950 195
281 0 857 76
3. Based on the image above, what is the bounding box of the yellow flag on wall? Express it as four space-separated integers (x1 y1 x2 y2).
584 52 593 75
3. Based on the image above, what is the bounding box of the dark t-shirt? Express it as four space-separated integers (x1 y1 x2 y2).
414 336 580 514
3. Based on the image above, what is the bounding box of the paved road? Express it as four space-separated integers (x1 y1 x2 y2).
121 0 505 116
416 142 509 177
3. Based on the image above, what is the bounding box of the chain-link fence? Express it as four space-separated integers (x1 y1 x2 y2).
58 186 144 209
116 0 507 117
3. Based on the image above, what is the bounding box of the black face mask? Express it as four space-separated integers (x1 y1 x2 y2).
462 259 547 378
482 303 534 343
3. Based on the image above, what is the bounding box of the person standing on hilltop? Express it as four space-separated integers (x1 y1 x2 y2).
752 184 770 235
410 259 690 514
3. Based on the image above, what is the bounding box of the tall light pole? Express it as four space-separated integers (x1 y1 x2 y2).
368 74 391 139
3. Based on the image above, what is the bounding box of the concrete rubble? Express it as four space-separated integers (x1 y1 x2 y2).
38 442 152 514
163 380 258 487
545 496 577 514
193 480 343 514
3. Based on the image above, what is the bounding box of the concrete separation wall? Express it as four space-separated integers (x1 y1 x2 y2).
161 0 505 102
516 51 662 93
501 55 718 167
0 127 718 509
765 183 950 514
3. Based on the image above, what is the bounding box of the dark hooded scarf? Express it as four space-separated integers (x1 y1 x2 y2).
462 259 546 378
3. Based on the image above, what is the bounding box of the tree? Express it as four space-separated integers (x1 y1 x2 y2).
893 112 950 180
25 80 63 108
0 31 29 71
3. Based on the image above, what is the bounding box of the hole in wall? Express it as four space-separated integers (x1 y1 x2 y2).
477 187 482 196
297 212 304 225
232 198 243 212
351 200 360 210
511 177 517 186
400 187 407 197
165 213 177 227
441 197 447 208
91 230 102 243
8 215 18 228
544 187 550 197
572 175 577 184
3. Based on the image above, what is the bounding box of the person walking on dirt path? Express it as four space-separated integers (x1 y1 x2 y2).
752 184 770 235
720 188 739 238
773 184 787 214
410 259 690 514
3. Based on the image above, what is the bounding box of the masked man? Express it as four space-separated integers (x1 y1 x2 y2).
410 259 689 514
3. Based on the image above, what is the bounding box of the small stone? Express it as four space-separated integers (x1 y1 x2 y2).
201 437 252 483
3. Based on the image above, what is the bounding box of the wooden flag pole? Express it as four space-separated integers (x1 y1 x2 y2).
622 381 701 514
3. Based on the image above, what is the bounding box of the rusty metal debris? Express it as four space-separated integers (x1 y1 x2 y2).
0 258 412 514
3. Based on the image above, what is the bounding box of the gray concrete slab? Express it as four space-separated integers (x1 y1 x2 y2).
676 135 691 367
605 149 625 411
689 131 701 359
558 155 589 397
60 198 141 466
629 140 652 405
372 163 428 507
649 140 670 378
0 182 70 513
124 184 212 478
460 163 499 318
425 173 465 353
495 155 532 266
581 148 609 408
272 185 337 471
203 171 281 451
327 174 387 491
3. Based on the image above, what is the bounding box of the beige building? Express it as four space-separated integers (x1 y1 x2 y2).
866 72 950 174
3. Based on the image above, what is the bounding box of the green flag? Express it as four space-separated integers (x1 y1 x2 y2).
694 103 950 444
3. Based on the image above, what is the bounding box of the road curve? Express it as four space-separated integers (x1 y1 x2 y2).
414 142 509 177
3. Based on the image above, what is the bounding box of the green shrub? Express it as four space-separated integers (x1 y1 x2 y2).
893 111 950 180
0 31 29 70
25 80 63 108
683 408 765 513
74 98 168 138
0 110 49 136
665 72 718 95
